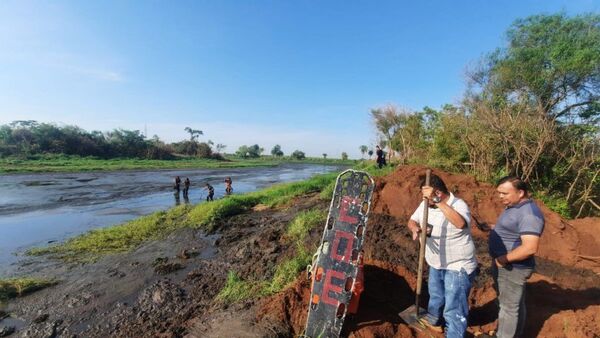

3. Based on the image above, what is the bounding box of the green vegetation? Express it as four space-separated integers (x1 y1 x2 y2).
235 144 264 158
0 121 357 173
285 209 326 242
216 271 263 304
370 13 600 218
535 193 571 219
27 172 339 261
217 209 325 304
0 153 356 173
0 278 57 301
291 150 306 160
264 244 312 294
0 154 278 173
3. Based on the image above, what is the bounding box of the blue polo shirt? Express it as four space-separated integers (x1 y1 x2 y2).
489 199 545 269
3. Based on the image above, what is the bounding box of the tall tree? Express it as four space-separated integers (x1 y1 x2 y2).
359 145 368 159
271 144 284 157
470 13 600 122
216 144 226 154
466 13 600 216
184 127 203 142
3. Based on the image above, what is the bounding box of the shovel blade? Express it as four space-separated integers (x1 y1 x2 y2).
398 305 427 327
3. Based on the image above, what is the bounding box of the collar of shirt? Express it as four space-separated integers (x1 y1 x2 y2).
506 198 532 210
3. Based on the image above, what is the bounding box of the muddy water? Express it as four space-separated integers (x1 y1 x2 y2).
0 164 343 276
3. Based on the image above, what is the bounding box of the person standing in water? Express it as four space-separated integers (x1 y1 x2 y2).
174 176 181 193
224 176 233 195
203 183 215 201
183 177 191 196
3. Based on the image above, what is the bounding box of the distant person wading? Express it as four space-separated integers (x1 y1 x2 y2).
224 177 233 195
174 176 181 193
203 183 214 201
183 177 191 196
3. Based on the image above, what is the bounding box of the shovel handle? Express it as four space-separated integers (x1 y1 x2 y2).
415 169 431 317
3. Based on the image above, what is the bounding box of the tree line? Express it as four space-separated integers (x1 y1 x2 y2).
0 121 351 161
370 13 599 218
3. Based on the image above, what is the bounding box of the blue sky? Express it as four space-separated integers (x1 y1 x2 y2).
0 1 598 158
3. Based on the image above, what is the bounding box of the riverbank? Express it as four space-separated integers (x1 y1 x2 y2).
0 163 348 276
25 171 339 262
0 154 358 174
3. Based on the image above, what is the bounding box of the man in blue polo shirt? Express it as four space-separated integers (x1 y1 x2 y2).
488 176 544 338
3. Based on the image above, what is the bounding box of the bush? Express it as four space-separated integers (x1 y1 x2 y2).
291 150 305 160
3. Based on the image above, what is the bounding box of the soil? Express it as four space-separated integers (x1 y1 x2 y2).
1 165 599 337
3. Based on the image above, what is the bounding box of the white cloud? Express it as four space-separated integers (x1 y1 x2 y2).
64 65 124 82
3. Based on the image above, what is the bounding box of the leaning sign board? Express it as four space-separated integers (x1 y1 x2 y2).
304 169 375 338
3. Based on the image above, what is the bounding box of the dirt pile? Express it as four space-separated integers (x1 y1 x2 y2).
257 165 600 337
372 165 600 273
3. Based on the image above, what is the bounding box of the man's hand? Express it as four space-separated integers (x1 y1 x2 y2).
411 226 421 241
407 220 421 241
495 255 509 268
421 186 434 199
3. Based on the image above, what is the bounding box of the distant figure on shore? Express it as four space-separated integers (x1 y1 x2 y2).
224 177 233 195
183 177 191 196
174 176 181 193
376 145 386 169
203 183 215 201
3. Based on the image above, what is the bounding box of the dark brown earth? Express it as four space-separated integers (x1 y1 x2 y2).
1 165 599 337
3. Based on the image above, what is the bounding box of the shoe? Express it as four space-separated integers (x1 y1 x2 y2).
418 318 443 333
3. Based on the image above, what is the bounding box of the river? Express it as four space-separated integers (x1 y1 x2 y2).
0 164 344 276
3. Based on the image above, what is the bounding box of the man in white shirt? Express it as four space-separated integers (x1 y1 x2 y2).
408 174 478 337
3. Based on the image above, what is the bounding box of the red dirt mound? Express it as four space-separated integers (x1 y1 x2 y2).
372 165 600 273
257 165 600 338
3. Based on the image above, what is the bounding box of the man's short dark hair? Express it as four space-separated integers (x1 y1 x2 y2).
419 173 449 195
497 175 529 194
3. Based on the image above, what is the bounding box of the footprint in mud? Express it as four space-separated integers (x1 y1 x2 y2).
23 181 58 187
107 268 126 278
177 249 199 260
152 257 184 275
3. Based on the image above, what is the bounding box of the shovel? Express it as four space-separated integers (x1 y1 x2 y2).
398 169 431 328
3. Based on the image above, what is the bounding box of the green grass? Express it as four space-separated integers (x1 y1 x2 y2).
217 209 323 304
27 172 339 261
285 209 326 242
0 154 279 173
0 278 57 301
215 271 264 304
0 154 356 174
264 244 313 295
535 191 572 219
27 204 193 261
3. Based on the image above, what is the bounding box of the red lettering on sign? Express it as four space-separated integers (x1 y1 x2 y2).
331 230 354 263
339 196 359 224
322 269 345 306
